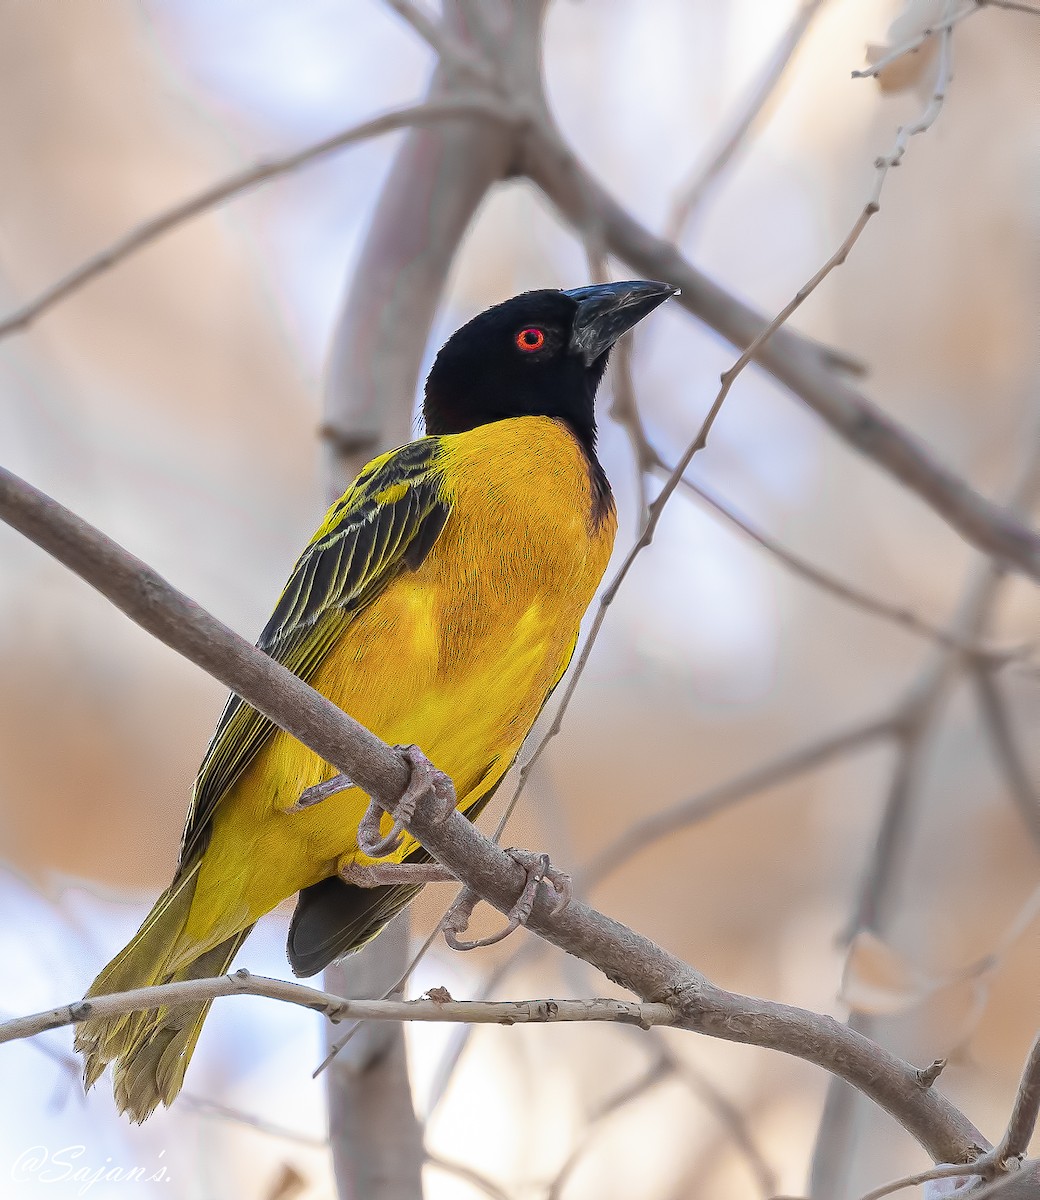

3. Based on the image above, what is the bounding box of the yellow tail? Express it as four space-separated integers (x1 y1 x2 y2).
75 865 252 1123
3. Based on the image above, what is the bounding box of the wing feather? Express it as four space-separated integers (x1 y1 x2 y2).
178 438 450 866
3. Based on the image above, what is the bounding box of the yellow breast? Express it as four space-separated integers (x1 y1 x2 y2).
189 416 616 936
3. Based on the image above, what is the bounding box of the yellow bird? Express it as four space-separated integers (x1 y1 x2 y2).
76 280 675 1121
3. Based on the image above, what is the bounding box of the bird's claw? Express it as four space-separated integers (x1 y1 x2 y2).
357 744 455 857
443 848 572 951
287 772 354 812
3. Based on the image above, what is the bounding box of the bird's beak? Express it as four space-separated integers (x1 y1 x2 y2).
563 279 678 366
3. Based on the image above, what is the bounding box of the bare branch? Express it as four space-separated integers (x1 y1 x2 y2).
581 715 895 893
546 1055 674 1200
382 0 497 85
854 1161 986 1200
0 99 515 344
0 973 674 1046
178 1094 327 1147
425 1154 513 1200
509 40 966 829
523 126 1040 583
973 667 1040 849
992 1033 1040 1166
667 0 828 238
981 0 1040 13
673 472 1002 656
851 2 976 79
0 467 989 1164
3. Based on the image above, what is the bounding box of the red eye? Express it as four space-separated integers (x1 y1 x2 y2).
515 327 545 352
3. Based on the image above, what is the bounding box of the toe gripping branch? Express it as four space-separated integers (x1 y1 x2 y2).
293 746 572 946
357 743 456 857
293 744 456 857
444 849 573 951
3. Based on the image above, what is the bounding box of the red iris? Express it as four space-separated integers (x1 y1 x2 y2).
515 327 545 352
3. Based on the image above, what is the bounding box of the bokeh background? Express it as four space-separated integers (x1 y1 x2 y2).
1 1 1038 1197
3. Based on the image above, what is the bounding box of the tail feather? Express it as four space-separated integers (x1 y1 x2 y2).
112 929 252 1122
76 866 200 1085
288 873 424 977
75 864 253 1123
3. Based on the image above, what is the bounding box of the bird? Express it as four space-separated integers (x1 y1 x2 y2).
75 278 676 1122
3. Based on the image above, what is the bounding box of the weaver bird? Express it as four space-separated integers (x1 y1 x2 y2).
76 279 676 1120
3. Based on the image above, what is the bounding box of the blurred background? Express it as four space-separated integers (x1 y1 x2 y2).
1 1 1038 1197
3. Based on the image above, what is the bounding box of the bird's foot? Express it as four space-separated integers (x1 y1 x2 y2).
287 772 355 813
444 849 572 951
357 744 456 857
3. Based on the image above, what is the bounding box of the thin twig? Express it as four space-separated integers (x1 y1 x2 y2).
854 1161 986 1200
852 0 1040 84
608 333 654 521
425 1154 513 1200
504 13 969 837
315 915 455 1077
546 1055 674 1200
675 473 1009 656
973 667 1040 849
0 98 515 341
667 0 827 238
851 2 976 79
525 117 1040 584
179 1094 328 1148
992 1032 1040 1165
428 714 895 1115
382 0 498 85
0 974 676 1045
601 325 999 657
582 715 895 892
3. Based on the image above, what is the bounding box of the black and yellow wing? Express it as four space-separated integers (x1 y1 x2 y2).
178 438 450 867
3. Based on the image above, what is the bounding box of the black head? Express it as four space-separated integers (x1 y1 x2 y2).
423 281 676 451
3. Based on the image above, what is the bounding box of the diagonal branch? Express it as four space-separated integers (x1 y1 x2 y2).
608 355 999 656
972 666 1040 850
0 466 990 1165
505 44 969 832
581 715 896 893
667 0 828 238
425 1154 512 1200
0 98 516 342
978 1031 1040 1172
672 472 1001 655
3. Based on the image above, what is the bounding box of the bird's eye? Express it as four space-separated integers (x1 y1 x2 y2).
515 327 545 353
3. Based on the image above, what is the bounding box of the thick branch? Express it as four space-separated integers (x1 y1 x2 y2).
0 467 988 1165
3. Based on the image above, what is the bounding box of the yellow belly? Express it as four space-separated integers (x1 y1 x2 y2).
185 417 616 947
